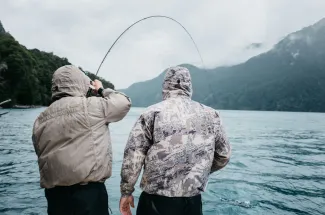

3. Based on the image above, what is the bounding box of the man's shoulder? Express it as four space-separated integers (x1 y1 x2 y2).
142 101 165 115
37 97 85 121
191 100 219 115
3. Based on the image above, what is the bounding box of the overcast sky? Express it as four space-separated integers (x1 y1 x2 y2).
1 0 325 88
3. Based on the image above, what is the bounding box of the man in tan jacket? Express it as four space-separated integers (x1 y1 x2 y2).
32 65 131 215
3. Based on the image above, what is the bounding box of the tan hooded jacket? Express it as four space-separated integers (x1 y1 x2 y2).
32 65 131 188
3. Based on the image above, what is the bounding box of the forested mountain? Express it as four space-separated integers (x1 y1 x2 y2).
0 20 114 107
121 18 325 112
2 18 325 112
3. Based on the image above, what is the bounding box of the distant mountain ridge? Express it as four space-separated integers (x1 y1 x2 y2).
0 21 5 34
121 18 325 112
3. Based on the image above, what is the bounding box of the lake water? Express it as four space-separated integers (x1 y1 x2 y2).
0 108 324 215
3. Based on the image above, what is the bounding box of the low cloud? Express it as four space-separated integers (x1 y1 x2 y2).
1 0 325 88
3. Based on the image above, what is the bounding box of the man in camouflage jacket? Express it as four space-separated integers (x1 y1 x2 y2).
119 66 231 215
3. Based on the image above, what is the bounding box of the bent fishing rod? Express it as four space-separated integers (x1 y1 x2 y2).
94 15 221 119
94 15 218 121
95 15 206 76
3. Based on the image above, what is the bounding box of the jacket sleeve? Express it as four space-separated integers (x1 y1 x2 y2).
120 113 153 197
31 120 40 157
99 88 131 123
210 112 231 173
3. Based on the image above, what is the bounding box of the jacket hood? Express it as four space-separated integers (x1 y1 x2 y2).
51 65 91 101
162 66 192 100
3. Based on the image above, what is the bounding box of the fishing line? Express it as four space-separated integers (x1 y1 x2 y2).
96 15 207 76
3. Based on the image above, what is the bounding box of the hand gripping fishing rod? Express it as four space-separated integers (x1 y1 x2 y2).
95 15 206 76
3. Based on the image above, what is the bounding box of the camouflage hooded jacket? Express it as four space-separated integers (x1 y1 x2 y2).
120 66 231 197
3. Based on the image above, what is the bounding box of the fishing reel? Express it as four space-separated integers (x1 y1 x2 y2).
86 81 104 98
86 84 97 97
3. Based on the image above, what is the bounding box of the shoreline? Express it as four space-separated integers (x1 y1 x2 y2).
13 105 44 109
0 105 45 109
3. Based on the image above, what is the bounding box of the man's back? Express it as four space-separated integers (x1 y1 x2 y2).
33 96 112 188
120 66 231 202
138 96 226 197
